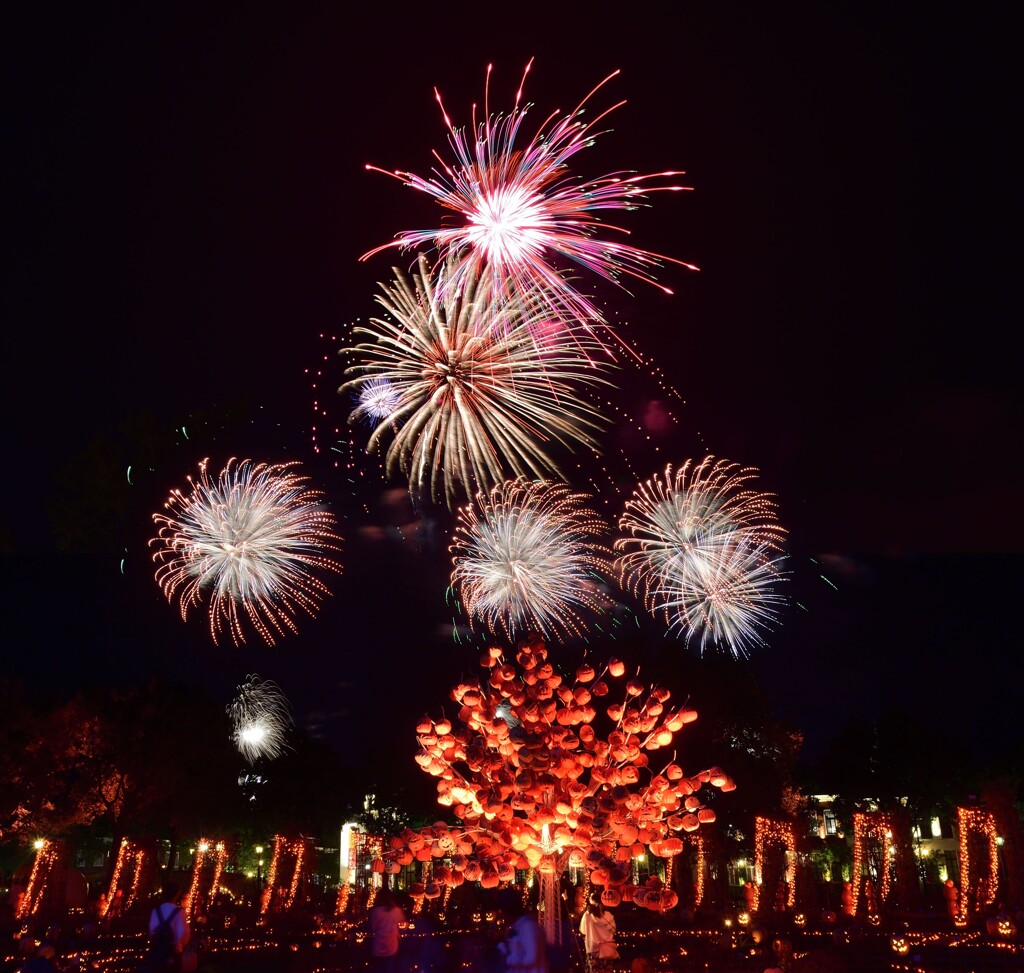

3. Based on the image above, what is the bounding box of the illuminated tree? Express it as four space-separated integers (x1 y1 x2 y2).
381 640 734 944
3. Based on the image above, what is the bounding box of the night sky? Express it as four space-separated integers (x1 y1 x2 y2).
2 8 1019 781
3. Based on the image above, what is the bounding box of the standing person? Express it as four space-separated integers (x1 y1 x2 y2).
145 881 190 971
369 886 405 973
497 888 548 973
579 894 617 972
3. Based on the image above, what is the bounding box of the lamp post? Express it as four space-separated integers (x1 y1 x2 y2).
255 846 264 891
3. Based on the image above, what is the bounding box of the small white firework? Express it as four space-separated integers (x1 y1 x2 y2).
356 376 400 422
228 675 293 764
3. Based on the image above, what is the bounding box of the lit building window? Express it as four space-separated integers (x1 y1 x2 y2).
931 817 942 838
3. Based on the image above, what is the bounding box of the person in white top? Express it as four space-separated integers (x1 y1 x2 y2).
579 893 617 972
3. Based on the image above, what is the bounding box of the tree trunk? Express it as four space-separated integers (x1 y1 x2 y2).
538 869 563 947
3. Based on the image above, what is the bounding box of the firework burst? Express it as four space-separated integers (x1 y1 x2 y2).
151 458 343 646
228 675 294 763
451 479 613 640
340 255 612 506
616 457 787 655
362 60 697 331
356 376 400 422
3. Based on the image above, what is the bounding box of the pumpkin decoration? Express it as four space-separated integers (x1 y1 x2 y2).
890 934 910 955
374 641 732 944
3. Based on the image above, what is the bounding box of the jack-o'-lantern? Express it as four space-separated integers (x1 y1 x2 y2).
889 935 909 955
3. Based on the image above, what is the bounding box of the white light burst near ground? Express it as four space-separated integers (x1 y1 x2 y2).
362 61 697 336
340 254 613 507
150 458 343 646
616 457 788 656
450 479 613 641
228 675 293 764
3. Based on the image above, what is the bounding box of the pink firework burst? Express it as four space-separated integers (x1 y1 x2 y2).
362 60 697 330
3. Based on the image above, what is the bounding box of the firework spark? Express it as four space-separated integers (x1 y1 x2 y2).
151 458 343 646
340 255 612 506
228 675 293 764
451 479 613 640
362 61 697 330
356 376 400 422
616 457 787 655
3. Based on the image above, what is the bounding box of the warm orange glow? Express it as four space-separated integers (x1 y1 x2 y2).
851 812 898 914
102 839 150 917
753 816 796 911
957 806 999 914
18 839 66 919
186 837 229 919
260 836 314 915
683 832 705 906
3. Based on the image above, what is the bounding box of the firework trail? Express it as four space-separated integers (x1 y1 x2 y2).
451 479 613 640
616 457 787 655
340 255 613 507
151 458 343 646
228 675 293 763
362 61 697 337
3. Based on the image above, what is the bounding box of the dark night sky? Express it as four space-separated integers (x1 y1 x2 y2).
2 7 1020 778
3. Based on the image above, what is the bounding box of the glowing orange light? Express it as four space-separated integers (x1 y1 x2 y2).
957 807 999 912
851 812 898 915
752 816 796 911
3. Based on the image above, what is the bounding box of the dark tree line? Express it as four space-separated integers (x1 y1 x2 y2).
0 677 362 877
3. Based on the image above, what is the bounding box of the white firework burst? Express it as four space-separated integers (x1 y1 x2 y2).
617 457 788 656
228 675 293 763
341 254 613 507
151 458 343 646
451 478 613 640
356 376 400 422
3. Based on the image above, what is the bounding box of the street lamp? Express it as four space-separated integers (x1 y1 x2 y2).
255 845 264 889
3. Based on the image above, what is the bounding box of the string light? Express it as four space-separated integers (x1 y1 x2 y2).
752 817 796 911
957 807 1000 914
102 839 151 917
186 838 229 919
686 832 706 907
851 812 897 915
17 839 68 919
261 836 314 914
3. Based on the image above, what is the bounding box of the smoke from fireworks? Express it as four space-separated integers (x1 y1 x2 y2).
151 458 343 646
362 61 697 332
451 479 613 640
228 675 293 763
616 457 787 655
340 254 612 507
